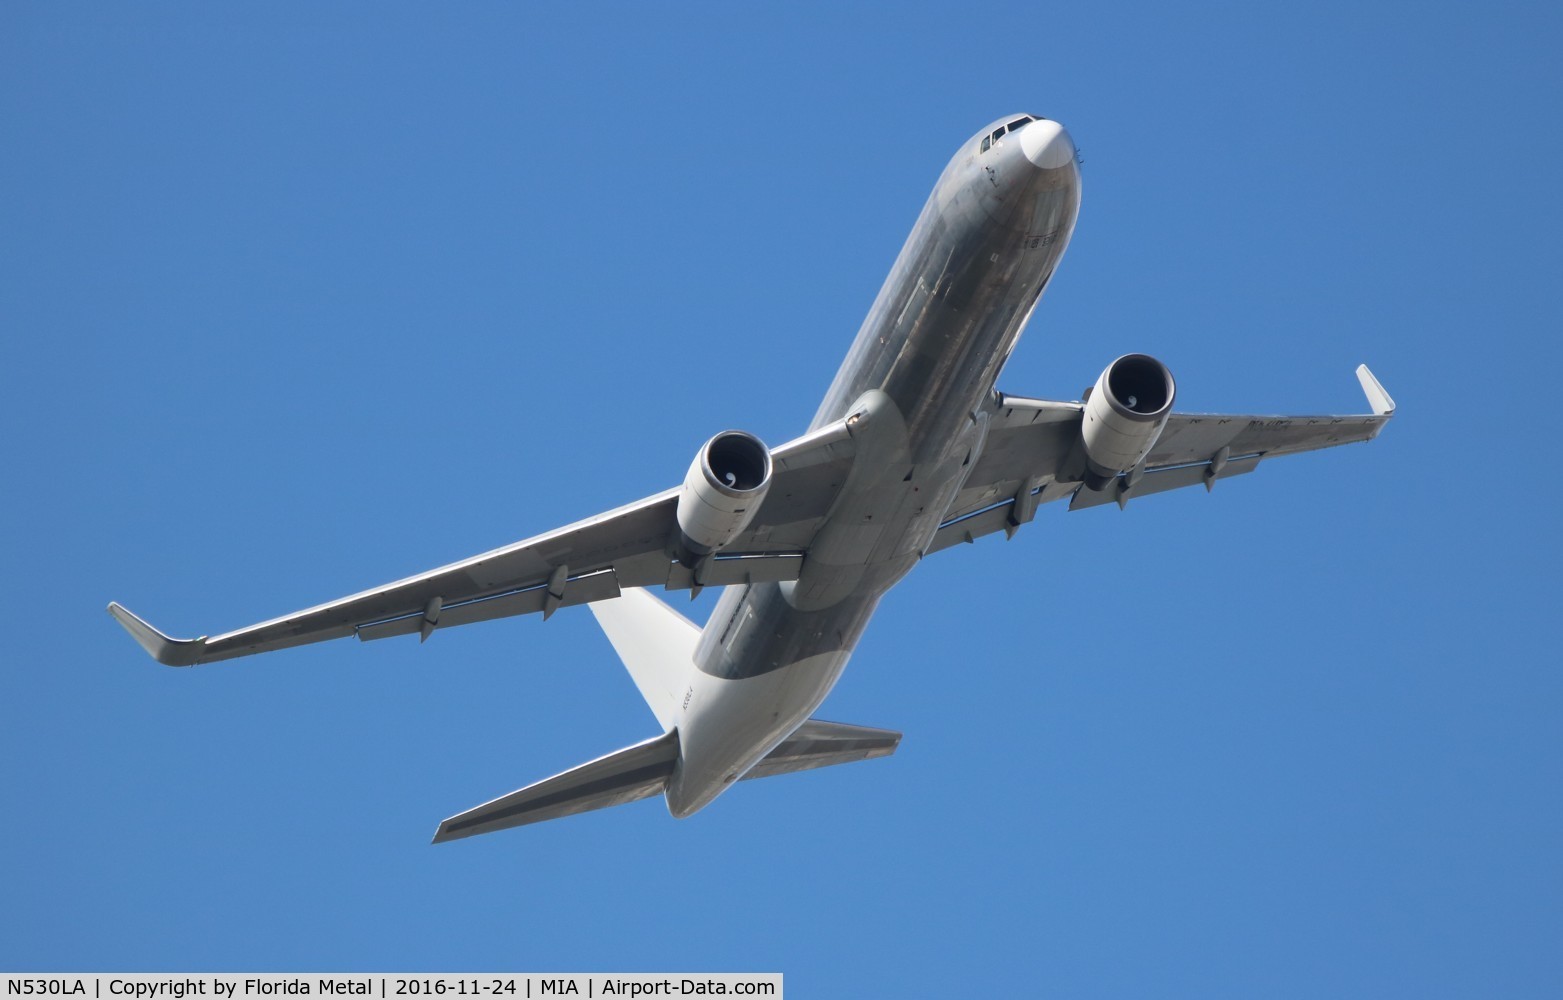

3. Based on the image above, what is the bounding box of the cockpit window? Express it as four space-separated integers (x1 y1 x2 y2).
982 117 1040 154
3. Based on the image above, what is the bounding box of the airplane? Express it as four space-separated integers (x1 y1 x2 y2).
108 115 1395 842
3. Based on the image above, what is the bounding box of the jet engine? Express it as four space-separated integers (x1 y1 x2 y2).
1080 354 1176 490
675 430 773 562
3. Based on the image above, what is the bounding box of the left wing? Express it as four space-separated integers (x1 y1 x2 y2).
928 365 1395 553
109 417 861 667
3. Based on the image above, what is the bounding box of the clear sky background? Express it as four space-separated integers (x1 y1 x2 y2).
4 2 1560 996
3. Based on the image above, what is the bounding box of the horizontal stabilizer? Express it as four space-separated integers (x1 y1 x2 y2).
432 730 679 843
741 719 902 780
432 718 900 842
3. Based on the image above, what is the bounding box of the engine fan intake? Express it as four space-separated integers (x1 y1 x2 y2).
1081 353 1175 490
675 430 774 561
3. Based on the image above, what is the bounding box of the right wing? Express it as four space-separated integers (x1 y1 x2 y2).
109 419 860 667
928 365 1395 552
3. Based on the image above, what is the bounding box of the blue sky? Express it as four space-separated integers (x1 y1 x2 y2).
4 2 1560 995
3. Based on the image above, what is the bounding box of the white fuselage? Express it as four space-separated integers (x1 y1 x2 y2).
666 117 1083 816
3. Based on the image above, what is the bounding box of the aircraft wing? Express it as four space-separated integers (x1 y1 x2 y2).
109 420 858 667
928 365 1395 553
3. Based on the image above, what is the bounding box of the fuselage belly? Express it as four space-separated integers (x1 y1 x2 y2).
667 117 1082 816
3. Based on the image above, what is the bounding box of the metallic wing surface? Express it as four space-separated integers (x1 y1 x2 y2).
928 366 1395 552
109 419 860 666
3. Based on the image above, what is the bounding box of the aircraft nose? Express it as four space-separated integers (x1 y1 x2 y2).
1019 119 1077 170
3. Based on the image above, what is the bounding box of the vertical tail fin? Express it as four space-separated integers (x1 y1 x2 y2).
589 588 699 732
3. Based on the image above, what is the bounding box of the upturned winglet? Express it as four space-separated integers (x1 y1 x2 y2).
1355 364 1396 417
106 602 208 667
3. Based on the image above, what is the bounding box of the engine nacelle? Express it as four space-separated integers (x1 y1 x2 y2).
675 430 773 561
1081 354 1176 490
